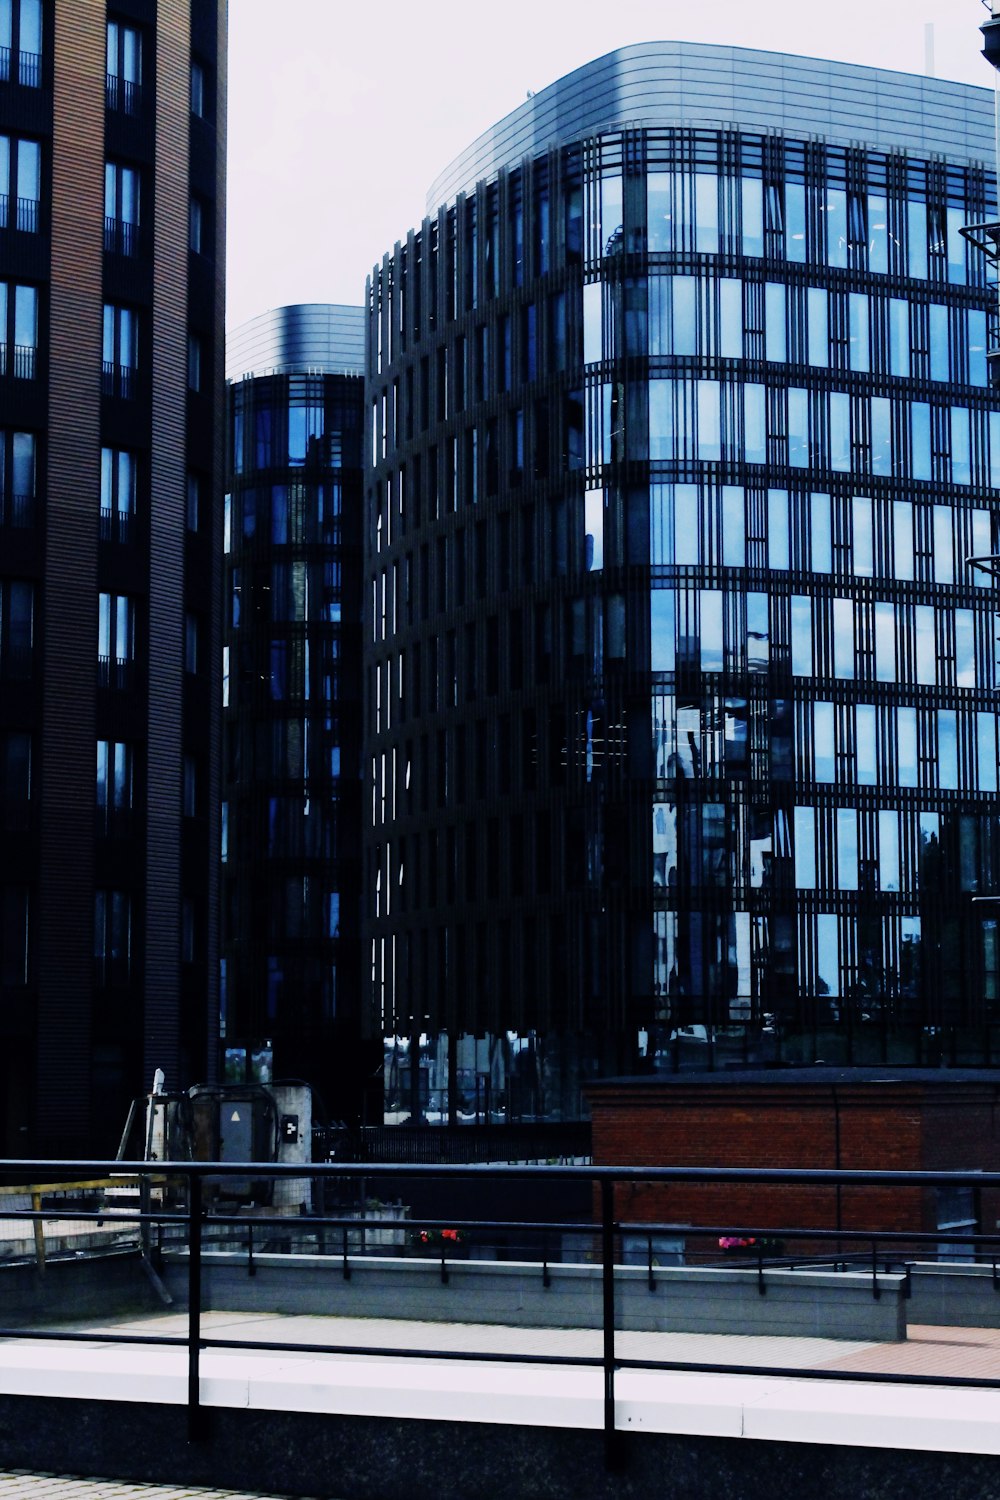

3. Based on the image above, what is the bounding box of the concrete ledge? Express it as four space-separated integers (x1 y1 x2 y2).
162 1251 907 1342
907 1263 1000 1328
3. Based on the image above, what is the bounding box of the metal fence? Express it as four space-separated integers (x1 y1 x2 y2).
4 1158 1000 1469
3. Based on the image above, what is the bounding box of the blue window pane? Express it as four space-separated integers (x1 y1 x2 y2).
898 707 918 787
674 483 699 565
648 379 674 460
853 495 873 577
695 174 719 253
672 275 697 354
938 709 958 790
794 806 816 889
879 810 900 891
868 194 888 273
765 283 786 361
951 407 971 485
857 704 877 784
825 188 847 268
788 388 808 468
807 287 828 367
911 402 931 480
744 384 766 464
791 596 812 675
768 489 789 570
837 809 858 890
697 380 721 461
848 293 869 372
947 206 967 284
741 177 763 257
833 598 855 679
830 392 851 472
650 589 674 671
814 702 835 781
929 304 949 381
969 310 988 386
907 199 928 279
893 500 914 580
871 397 892 476
810 492 832 572
785 182 806 262
700 589 723 672
722 486 745 566
889 299 909 376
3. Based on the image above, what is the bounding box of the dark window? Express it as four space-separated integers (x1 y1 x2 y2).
0 134 40 232
2 0 42 88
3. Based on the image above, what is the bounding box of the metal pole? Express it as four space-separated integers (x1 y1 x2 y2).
600 1178 621 1470
187 1171 205 1441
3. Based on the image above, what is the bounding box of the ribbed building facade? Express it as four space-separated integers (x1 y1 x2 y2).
364 43 1000 1121
223 305 376 1122
0 0 226 1154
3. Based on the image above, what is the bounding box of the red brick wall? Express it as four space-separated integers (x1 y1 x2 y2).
587 1080 1000 1251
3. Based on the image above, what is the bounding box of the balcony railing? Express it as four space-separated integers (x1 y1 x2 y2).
97 654 134 691
103 216 139 257
99 505 132 544
17 50 40 88
0 46 9 82
101 361 135 399
0 491 35 529
105 73 142 115
1 344 37 380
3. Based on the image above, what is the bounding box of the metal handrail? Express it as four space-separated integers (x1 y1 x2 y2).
4 1158 1000 1468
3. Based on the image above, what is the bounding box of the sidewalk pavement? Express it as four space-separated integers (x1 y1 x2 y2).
0 1475 340 1499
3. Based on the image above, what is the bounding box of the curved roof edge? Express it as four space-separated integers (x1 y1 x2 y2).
426 41 995 212
226 303 365 383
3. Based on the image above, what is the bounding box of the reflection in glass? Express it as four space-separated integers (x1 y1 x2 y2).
788 388 808 468
768 490 789 570
744 384 766 464
583 282 602 363
898 707 918 787
650 589 675 671
791 596 811 676
742 178 763 257
697 380 721 461
722 486 745 566
979 712 997 793
816 913 839 997
700 589 723 672
893 500 914 580
719 278 743 358
956 609 975 688
907 199 927 279
785 182 806 262
879 810 900 891
648 379 674 460
837 808 858 890
814 701 835 781
933 505 954 584
868 194 888 273
911 402 931 480
695 174 718 253
675 483 699 565
871 397 891 476
950 408 971 486
747 593 769 673
853 495 873 577
807 287 828 367
889 298 909 376
833 597 854 679
915 606 936 685
811 492 832 573
938 709 958 790
830 392 851 471
794 805 816 889
584 487 603 571
857 703 877 785
848 293 869 371
765 283 786 362
672 275 697 354
929 304 949 382
825 188 847 267
969 310 988 386
875 603 895 682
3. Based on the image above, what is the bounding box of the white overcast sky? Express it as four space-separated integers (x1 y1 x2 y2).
226 0 997 329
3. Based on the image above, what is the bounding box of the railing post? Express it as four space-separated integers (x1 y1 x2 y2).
187 1171 205 1442
247 1220 255 1278
30 1190 45 1274
600 1177 622 1471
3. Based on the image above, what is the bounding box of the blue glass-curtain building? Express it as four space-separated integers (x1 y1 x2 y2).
364 43 1000 1121
224 305 380 1121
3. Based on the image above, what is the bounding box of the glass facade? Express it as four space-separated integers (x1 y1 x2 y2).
223 319 377 1120
365 52 1000 1121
